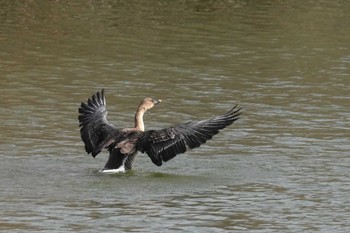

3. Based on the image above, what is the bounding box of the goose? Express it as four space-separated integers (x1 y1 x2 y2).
78 89 241 172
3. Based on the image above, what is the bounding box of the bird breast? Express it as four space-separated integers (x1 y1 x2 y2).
116 139 137 155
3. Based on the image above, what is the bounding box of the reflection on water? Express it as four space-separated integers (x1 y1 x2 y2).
1 1 350 232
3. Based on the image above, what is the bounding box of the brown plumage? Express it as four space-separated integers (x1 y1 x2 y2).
78 89 241 172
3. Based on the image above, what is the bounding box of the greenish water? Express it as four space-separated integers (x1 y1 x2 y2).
1 1 349 232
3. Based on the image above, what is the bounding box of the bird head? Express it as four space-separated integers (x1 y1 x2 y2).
139 97 162 111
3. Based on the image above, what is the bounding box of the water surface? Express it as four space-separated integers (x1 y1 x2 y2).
1 1 349 232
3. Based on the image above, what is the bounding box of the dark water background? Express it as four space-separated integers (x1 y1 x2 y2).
1 1 349 232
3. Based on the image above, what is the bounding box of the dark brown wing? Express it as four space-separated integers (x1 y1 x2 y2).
78 89 122 157
137 105 241 166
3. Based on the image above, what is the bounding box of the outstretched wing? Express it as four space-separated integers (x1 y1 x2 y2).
78 89 121 157
137 105 241 166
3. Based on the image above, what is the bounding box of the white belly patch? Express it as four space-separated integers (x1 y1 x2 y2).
102 165 126 173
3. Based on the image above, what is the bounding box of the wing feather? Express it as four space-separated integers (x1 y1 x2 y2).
137 105 241 166
78 89 121 157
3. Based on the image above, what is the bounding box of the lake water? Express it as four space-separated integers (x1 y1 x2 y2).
1 1 349 232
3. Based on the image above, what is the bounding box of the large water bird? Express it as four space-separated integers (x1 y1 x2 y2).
78 89 241 172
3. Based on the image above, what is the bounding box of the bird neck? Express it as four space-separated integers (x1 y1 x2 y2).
134 107 146 131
